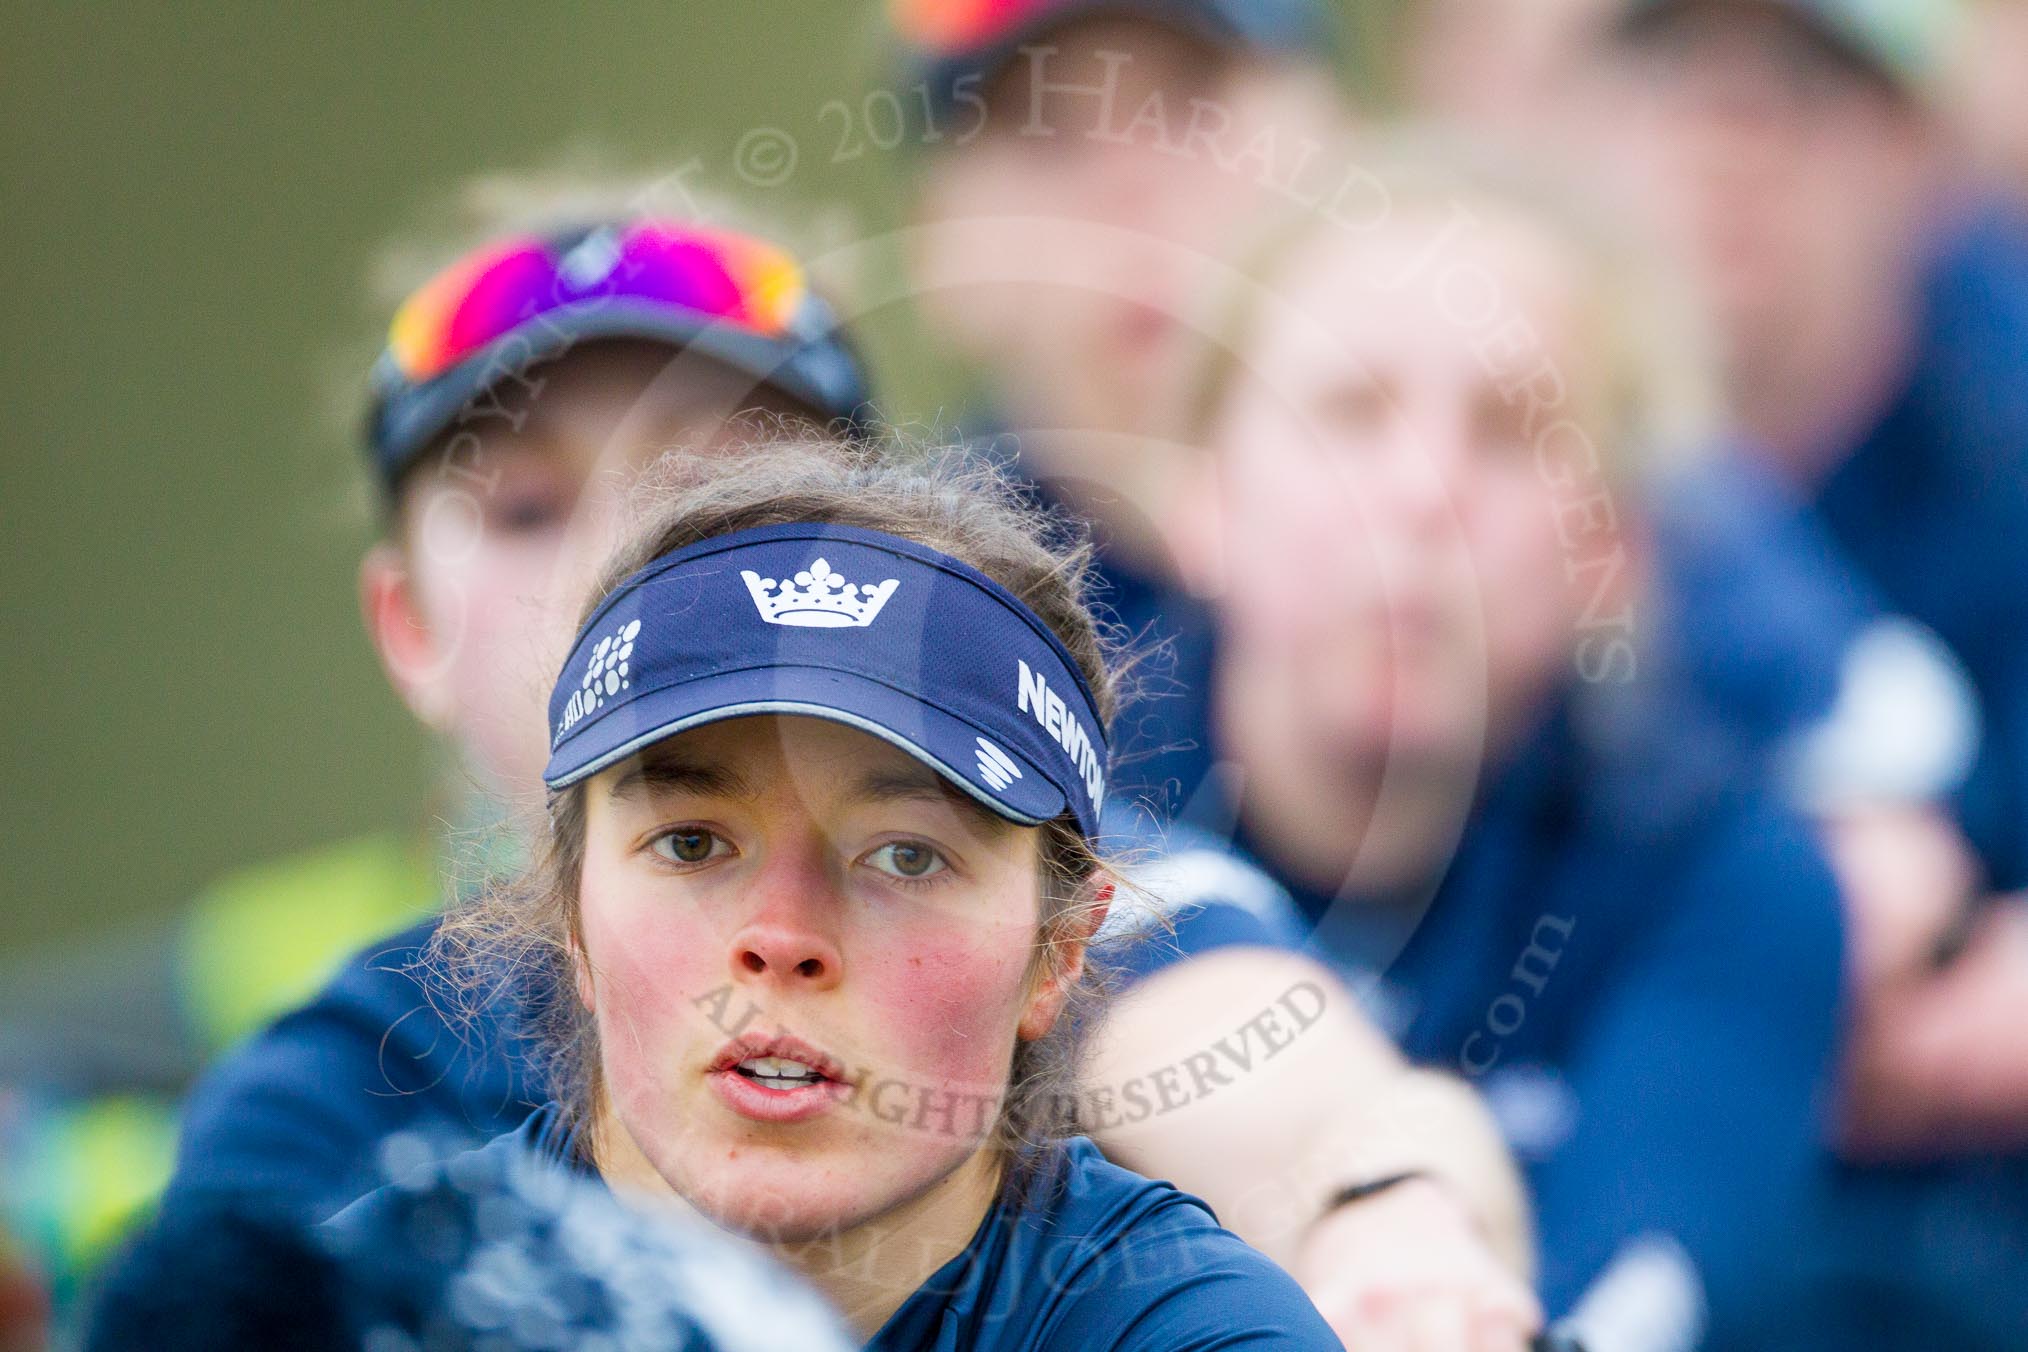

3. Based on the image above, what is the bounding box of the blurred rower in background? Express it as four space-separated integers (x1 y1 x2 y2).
892 0 1346 816
1408 0 1995 1040
1183 135 1850 1352
1405 0 2028 1343
1407 0 1983 825
1591 2 2028 1346
155 192 875 1224
4 197 882 1352
888 6 1567 1345
0 188 877 1335
1599 0 2028 904
0 182 831 1321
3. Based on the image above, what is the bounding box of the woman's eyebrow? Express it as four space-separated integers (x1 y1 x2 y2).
850 766 1008 832
609 756 754 802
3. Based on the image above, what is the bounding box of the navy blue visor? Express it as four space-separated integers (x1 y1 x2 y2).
545 522 1108 839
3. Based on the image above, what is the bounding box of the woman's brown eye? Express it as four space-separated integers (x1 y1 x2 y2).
655 830 718 864
870 841 945 880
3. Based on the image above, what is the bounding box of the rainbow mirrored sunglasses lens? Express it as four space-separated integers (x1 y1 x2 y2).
889 0 1063 53
384 222 812 384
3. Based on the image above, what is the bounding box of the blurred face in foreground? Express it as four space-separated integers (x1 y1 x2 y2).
1207 212 1632 823
1601 5 1934 373
912 16 1341 474
363 342 814 798
578 716 1077 1245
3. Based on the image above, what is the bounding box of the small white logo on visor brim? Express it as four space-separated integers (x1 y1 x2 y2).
975 737 1022 792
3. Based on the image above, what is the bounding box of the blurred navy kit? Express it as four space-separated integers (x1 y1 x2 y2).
5 0 2028 1350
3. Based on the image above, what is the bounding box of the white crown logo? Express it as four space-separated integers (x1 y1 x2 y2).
742 558 900 629
975 737 1023 792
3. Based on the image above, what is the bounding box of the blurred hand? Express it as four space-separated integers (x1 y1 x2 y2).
1817 806 1978 988
1840 898 2028 1159
1293 1176 1542 1352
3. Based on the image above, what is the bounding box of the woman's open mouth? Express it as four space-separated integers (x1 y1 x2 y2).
708 1037 850 1124
734 1055 828 1091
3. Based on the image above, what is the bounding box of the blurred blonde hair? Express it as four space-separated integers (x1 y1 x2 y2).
1184 124 1721 488
366 148 858 312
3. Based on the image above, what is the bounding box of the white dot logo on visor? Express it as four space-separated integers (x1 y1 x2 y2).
742 557 900 629
975 737 1022 792
556 618 641 741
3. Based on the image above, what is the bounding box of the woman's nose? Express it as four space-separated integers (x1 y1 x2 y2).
728 854 843 989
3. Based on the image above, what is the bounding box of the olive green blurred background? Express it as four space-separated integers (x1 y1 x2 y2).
2 2 1390 956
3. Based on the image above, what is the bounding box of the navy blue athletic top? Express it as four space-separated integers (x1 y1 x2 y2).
329 1105 1338 1351
1807 203 2028 890
1751 202 2028 1352
1646 449 1872 759
165 920 543 1219
1214 689 1847 1348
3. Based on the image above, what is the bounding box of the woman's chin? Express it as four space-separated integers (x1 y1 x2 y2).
682 1167 887 1245
681 1139 990 1250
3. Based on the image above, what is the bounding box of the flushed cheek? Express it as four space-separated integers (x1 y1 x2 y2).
852 922 1035 1099
578 895 723 1112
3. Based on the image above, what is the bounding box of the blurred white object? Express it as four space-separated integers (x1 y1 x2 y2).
1561 1234 1706 1352
1781 616 1981 812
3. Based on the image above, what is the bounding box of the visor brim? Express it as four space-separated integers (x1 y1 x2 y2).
542 665 1073 830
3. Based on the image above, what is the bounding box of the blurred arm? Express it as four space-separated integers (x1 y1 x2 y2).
1814 806 2028 1156
1087 946 1538 1332
1839 896 2028 1159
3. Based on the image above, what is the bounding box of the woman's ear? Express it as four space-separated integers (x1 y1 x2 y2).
1018 873 1114 1042
359 541 456 731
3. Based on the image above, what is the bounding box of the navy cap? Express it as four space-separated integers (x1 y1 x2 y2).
896 0 1340 126
1615 0 1962 96
546 522 1109 838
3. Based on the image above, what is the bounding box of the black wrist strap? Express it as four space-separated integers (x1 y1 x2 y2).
1321 1169 1431 1216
